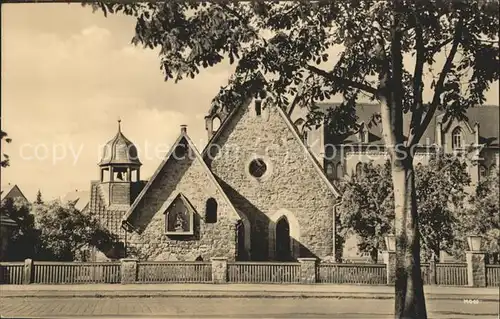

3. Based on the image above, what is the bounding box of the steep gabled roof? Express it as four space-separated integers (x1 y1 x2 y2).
62 190 90 212
122 130 242 223
1 184 28 203
201 98 341 198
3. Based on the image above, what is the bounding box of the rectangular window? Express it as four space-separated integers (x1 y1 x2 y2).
255 100 262 116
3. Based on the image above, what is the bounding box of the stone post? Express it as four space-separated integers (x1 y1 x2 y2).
429 258 437 285
466 251 487 287
382 251 396 285
211 257 228 284
120 258 138 284
298 258 317 284
23 258 33 284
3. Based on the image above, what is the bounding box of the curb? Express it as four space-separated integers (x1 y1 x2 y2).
1 291 498 301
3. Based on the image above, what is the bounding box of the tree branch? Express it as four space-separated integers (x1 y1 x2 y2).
306 64 378 95
409 18 463 147
429 38 454 54
409 17 425 140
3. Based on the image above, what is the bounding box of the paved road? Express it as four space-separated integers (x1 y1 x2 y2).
1 297 498 318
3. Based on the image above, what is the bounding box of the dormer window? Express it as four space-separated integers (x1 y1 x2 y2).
479 165 487 180
355 162 363 176
165 193 195 236
358 125 369 143
451 127 463 150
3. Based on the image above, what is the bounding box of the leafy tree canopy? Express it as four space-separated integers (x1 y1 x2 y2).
35 200 119 261
2 198 120 262
454 167 499 262
1 197 40 261
338 154 470 262
87 0 498 143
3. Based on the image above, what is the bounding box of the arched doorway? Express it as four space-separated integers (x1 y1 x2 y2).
275 217 291 261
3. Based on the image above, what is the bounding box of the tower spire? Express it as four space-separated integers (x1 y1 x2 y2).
118 118 122 133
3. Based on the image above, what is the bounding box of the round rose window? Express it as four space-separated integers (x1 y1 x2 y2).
249 159 267 178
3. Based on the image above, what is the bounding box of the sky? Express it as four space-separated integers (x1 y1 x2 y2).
1 3 499 201
1 3 237 201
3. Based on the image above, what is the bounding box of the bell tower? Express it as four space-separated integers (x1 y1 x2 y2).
98 120 142 206
205 104 231 141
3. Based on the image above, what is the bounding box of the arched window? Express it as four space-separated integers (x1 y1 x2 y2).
355 162 363 176
205 198 218 223
359 127 366 143
336 163 343 179
302 128 310 145
479 165 487 179
451 127 463 150
490 164 497 176
326 163 334 177
212 117 221 131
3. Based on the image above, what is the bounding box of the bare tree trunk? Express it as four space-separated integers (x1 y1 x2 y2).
379 81 427 318
391 158 427 319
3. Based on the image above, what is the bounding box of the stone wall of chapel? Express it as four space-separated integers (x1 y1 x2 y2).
208 102 337 261
126 146 238 261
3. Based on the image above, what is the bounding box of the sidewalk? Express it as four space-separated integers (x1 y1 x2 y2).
1 284 498 301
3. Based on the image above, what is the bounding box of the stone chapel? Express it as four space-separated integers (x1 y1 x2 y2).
88 97 341 262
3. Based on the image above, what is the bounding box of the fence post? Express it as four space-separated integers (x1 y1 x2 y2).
298 258 317 284
211 257 228 284
120 258 138 284
383 251 396 285
429 258 437 285
466 251 487 287
23 258 33 284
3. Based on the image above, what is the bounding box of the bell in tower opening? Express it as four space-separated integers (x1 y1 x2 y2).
97 119 142 206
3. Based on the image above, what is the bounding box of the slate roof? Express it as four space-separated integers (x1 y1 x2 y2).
99 121 142 166
62 190 90 212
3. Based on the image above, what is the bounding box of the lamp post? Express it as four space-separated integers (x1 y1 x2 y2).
385 234 396 252
466 235 487 287
467 235 483 252
383 234 397 284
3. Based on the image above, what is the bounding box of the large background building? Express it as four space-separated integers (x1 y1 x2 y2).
292 104 499 187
